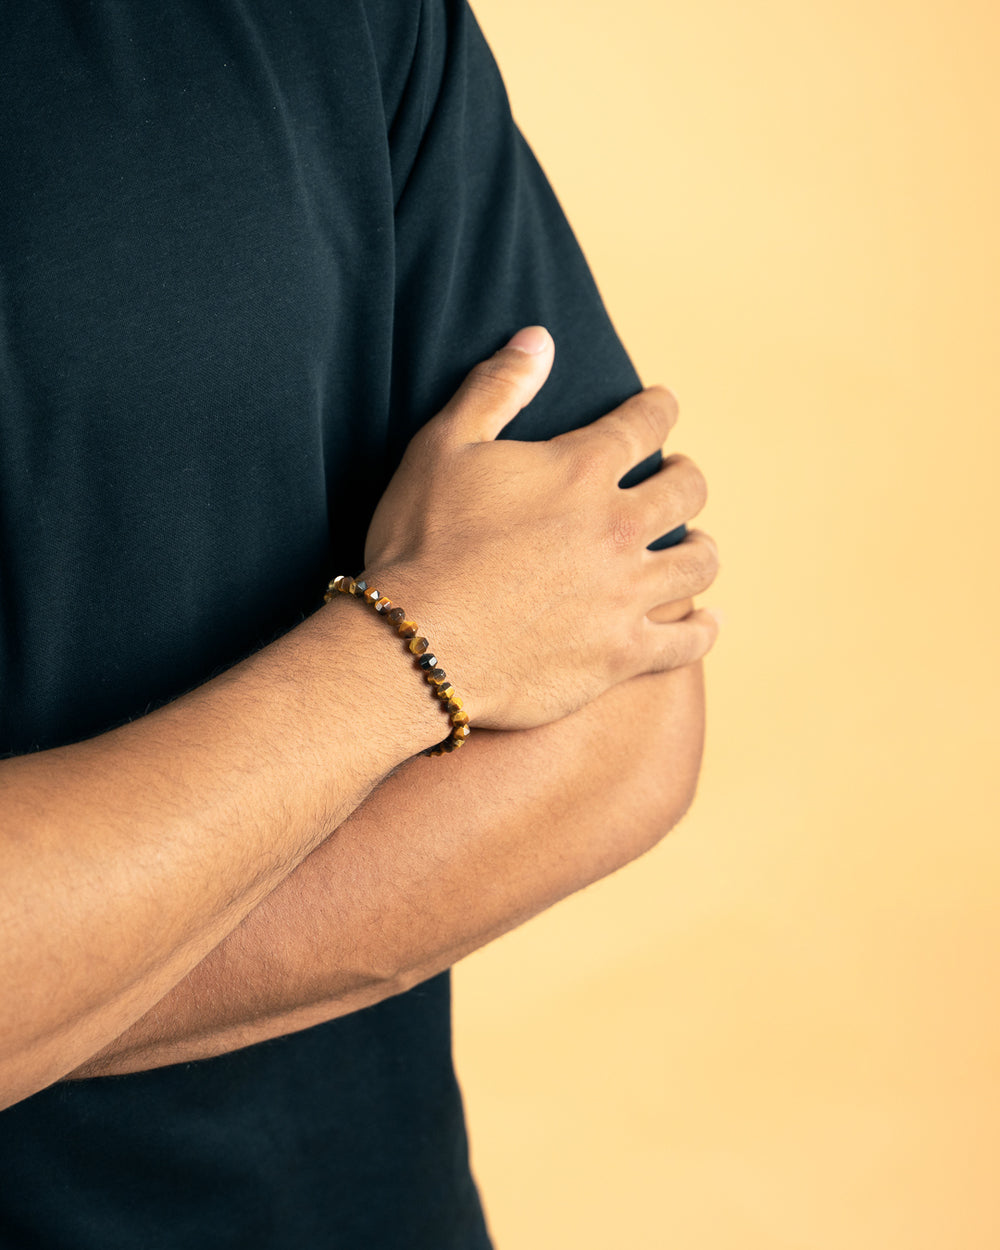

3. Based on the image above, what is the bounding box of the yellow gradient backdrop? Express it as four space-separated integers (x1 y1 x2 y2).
453 2 1000 1247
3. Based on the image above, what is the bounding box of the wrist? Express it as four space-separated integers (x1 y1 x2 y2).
315 582 456 764
358 562 491 730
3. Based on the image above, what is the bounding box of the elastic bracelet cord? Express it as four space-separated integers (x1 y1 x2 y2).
324 574 471 758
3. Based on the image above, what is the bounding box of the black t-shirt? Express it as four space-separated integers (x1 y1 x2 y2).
0 1 684 1246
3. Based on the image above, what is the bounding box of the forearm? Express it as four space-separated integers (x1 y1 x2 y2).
72 652 706 1077
0 595 446 1108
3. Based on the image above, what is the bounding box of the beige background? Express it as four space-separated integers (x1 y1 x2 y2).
452 2 1000 1247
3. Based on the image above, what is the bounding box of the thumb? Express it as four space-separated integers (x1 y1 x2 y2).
438 326 555 443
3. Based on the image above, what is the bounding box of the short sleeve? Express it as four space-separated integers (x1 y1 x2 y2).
379 0 685 550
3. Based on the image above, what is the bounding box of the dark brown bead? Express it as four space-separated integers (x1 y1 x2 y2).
426 669 447 685
439 737 457 752
354 580 368 596
386 607 407 625
418 653 438 670
340 579 356 595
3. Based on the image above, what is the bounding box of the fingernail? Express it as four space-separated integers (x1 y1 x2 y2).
707 608 726 627
505 326 550 354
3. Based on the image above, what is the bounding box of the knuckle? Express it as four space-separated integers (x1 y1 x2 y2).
646 383 680 420
607 615 643 678
604 508 641 553
594 418 633 460
637 386 680 444
691 545 721 589
631 391 669 446
663 453 708 512
693 614 720 660
565 443 609 488
688 531 721 584
656 632 684 674
464 361 515 402
690 464 709 510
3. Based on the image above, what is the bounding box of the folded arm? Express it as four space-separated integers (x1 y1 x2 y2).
72 606 705 1079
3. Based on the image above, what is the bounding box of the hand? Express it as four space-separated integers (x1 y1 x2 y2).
360 326 720 731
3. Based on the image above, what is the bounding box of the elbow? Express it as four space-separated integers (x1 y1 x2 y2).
646 765 702 852
624 659 707 860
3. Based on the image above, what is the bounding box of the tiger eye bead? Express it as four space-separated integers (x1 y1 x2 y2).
325 577 471 758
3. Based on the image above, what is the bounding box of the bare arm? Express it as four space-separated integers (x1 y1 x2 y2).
72 643 706 1078
0 596 447 1110
0 341 719 1109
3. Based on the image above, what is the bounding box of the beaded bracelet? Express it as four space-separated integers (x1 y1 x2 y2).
324 574 471 758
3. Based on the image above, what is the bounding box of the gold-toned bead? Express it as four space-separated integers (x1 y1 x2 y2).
451 723 471 740
364 588 380 605
374 597 392 612
408 637 429 655
397 620 418 638
340 578 356 595
436 684 456 701
451 710 470 726
331 575 346 592
449 734 466 748
445 697 463 715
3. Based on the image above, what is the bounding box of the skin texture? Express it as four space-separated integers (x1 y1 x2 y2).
359 329 720 727
0 332 720 1109
71 609 705 1077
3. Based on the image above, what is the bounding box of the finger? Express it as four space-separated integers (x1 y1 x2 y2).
436 326 555 444
628 452 709 545
642 606 722 673
556 386 679 481
639 528 720 612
